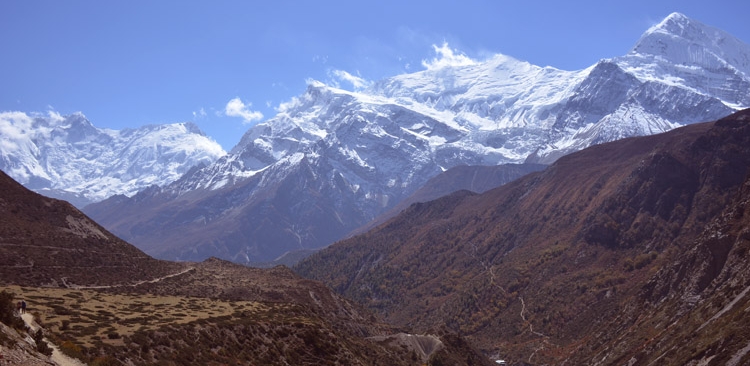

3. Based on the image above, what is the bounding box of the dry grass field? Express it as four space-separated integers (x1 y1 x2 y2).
4 285 262 348
3 284 445 365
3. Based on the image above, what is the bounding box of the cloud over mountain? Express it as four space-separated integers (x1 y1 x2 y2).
225 97 264 124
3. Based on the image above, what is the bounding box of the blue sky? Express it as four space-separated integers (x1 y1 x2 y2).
1 0 749 151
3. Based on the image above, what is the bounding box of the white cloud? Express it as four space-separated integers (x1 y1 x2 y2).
421 42 477 71
225 98 263 124
47 110 65 124
329 69 370 90
275 95 301 114
192 107 207 119
0 111 34 152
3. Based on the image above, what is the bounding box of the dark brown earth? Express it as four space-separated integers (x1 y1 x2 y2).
0 170 186 288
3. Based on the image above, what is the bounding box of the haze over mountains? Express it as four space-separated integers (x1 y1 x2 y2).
79 13 750 264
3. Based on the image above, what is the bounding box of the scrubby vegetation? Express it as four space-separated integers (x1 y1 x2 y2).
0 290 25 330
3 285 433 365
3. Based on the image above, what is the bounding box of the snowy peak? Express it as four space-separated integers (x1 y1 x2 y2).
631 12 750 76
182 121 206 135
218 13 749 185
646 12 703 39
369 53 547 105
0 111 226 207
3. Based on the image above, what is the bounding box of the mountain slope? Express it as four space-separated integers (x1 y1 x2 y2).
86 13 749 264
295 109 750 365
354 163 547 236
0 169 491 366
0 111 225 207
0 168 187 287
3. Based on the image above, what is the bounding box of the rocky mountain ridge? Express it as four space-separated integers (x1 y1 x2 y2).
86 12 750 264
0 168 186 287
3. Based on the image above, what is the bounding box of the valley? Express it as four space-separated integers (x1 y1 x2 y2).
0 162 492 365
295 109 750 364
1 10 749 366
2 258 493 366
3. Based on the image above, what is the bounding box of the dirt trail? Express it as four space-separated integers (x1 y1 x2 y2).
21 313 86 366
63 266 195 289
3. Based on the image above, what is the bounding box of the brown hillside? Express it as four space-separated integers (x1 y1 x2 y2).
88 257 492 365
296 109 750 365
0 169 185 287
0 170 491 365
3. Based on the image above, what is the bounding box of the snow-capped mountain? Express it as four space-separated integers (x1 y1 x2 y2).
86 13 750 264
0 111 225 207
368 12 746 163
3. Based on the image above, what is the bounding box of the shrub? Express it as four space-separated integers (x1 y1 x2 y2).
0 290 25 329
34 329 53 356
634 251 658 269
60 340 85 359
90 356 120 366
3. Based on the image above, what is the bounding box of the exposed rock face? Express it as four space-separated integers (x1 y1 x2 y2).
354 163 548 236
0 321 55 366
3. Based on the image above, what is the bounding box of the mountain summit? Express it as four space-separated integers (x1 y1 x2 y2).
626 12 750 107
633 12 750 76
86 13 750 264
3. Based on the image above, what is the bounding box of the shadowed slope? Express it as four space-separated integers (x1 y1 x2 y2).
353 163 547 236
0 169 185 287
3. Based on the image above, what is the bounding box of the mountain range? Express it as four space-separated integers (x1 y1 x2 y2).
0 111 225 207
3 111 748 365
84 12 750 264
295 109 750 365
2 11 750 365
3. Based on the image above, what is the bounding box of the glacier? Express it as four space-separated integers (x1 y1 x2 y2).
0 111 225 207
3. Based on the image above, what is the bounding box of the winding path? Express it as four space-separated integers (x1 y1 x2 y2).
21 313 85 366
62 266 195 289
